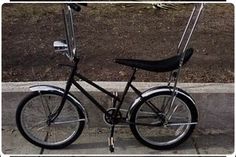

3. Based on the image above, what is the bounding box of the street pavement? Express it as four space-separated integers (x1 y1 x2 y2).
2 126 234 155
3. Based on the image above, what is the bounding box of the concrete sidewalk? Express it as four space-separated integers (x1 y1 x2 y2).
2 126 234 155
2 81 234 131
2 81 234 155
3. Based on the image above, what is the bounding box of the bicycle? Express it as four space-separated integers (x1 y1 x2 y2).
16 3 204 152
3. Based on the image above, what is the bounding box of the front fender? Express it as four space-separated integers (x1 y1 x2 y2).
30 85 88 124
127 86 196 120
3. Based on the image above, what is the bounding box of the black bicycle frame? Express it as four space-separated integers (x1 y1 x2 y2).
52 57 140 122
51 3 204 124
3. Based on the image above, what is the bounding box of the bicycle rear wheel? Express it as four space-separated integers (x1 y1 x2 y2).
129 91 197 149
16 91 85 149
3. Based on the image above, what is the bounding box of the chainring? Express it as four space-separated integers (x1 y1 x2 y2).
103 108 122 126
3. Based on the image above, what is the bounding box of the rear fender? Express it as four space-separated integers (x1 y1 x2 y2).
127 86 196 121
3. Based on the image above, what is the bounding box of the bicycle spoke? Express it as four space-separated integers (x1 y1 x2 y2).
137 112 158 118
44 127 50 142
145 101 161 115
161 96 171 112
137 115 158 119
39 94 51 118
133 122 162 127
138 111 157 115
167 103 180 120
50 97 63 115
170 116 188 123
37 125 48 131
52 126 56 143
28 120 47 130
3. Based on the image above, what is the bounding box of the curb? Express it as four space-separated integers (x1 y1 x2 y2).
2 81 234 93
2 81 234 133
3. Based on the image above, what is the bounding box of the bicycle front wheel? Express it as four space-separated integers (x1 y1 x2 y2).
16 91 85 149
129 91 197 149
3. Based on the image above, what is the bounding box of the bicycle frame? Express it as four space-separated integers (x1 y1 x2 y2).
52 4 153 124
50 58 144 124
51 3 204 124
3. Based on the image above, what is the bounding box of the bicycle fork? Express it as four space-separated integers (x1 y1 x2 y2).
50 59 79 122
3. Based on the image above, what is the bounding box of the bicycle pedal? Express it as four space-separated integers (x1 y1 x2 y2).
108 137 115 153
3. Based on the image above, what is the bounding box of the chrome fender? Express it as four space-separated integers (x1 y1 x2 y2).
127 86 196 121
30 85 88 124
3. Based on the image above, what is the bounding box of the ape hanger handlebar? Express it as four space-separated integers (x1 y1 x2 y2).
53 3 87 61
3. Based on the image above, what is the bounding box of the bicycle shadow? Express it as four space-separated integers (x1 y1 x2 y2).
63 136 196 154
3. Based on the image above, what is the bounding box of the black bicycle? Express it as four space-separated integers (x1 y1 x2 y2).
16 3 204 152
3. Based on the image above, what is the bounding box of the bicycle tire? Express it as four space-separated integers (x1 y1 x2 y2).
16 91 85 149
129 91 198 149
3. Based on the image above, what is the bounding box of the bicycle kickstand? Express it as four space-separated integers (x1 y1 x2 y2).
108 125 115 152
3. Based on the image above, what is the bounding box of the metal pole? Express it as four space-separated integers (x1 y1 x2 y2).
182 3 204 54
178 3 204 55
177 5 196 52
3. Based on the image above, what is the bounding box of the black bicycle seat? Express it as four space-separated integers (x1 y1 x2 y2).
115 48 193 73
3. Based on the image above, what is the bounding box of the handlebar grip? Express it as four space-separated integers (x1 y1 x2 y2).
67 3 81 12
